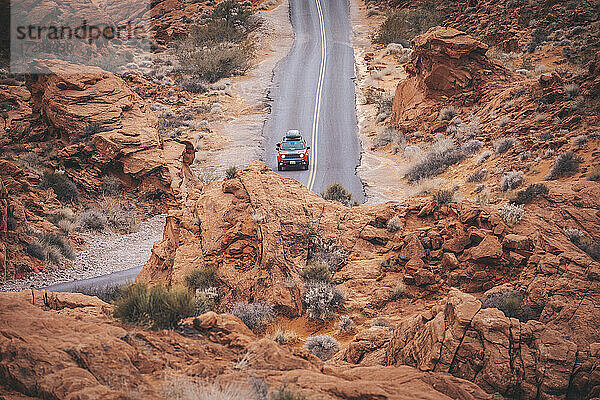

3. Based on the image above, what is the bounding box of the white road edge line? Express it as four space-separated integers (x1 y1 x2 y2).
307 0 327 191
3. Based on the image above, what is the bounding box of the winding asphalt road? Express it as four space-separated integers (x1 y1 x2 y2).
264 0 364 201
37 0 364 295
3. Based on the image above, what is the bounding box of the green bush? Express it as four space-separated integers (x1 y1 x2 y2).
184 265 219 290
372 5 441 45
321 182 357 206
178 41 255 83
225 165 238 180
26 232 75 265
482 290 540 322
434 189 454 204
113 283 195 330
300 262 332 283
41 171 79 203
77 209 108 232
405 139 463 182
546 151 583 180
510 183 549 205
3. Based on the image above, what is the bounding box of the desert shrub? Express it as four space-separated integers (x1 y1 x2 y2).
99 199 138 234
543 148 555 159
40 171 79 203
573 134 587 146
494 137 516 154
374 92 394 115
77 209 108 232
372 5 441 45
269 328 299 345
500 171 524 191
303 283 344 321
194 287 219 315
197 167 220 185
462 139 483 156
25 239 46 260
520 151 531 161
467 169 487 183
113 283 195 330
564 83 579 99
163 377 255 400
370 318 391 328
177 77 209 93
185 265 219 290
405 139 463 182
304 335 340 361
300 262 332 283
337 315 356 334
102 175 124 196
308 236 348 271
498 203 525 226
482 290 539 322
434 188 454 204
177 41 255 83
451 117 481 142
391 282 406 300
225 165 238 179
510 183 549 205
403 145 422 159
40 232 75 260
373 127 405 150
546 151 583 180
321 182 356 206
271 387 306 400
231 302 274 331
565 228 600 261
48 208 76 225
477 150 493 165
386 215 403 233
438 106 459 121
588 166 600 181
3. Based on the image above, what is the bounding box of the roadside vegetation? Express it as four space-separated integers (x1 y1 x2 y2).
372 3 442 46
174 0 261 85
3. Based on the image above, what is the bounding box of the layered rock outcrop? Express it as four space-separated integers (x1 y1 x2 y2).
385 289 599 400
139 162 600 399
391 27 513 126
25 60 195 198
0 290 496 399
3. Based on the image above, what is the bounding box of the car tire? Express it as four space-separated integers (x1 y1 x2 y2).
277 164 282 171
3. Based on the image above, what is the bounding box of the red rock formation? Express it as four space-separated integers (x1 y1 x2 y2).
391 27 513 127
0 290 496 399
138 162 600 399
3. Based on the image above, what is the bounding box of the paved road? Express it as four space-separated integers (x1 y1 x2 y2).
264 0 364 201
43 266 141 294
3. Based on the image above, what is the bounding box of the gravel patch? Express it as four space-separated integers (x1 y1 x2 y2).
0 214 166 292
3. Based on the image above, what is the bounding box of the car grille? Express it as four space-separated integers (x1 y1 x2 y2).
285 154 303 160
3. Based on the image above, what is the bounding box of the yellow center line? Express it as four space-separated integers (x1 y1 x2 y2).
307 0 327 191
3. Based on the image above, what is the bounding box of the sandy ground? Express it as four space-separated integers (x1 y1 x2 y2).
192 0 294 176
350 0 415 204
0 214 166 291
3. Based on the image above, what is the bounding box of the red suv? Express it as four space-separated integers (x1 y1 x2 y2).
276 130 310 171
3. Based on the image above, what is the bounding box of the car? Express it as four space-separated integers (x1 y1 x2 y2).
276 130 310 171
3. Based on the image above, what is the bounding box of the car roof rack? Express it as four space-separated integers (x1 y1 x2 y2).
285 130 302 140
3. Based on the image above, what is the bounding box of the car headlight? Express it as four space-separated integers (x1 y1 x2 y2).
281 154 286 159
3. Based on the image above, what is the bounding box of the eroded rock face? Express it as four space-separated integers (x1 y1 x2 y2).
392 27 512 125
25 60 195 198
0 290 496 399
385 289 599 400
138 161 530 317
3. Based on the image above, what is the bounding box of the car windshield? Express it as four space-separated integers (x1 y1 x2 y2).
281 141 305 151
